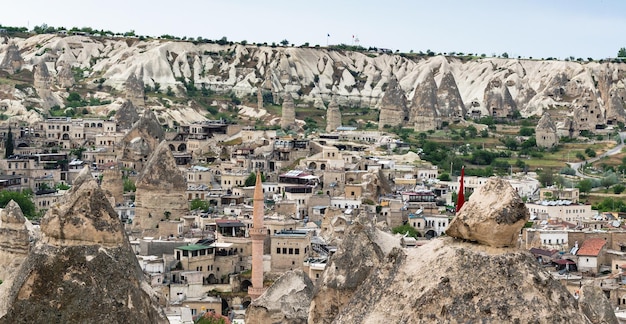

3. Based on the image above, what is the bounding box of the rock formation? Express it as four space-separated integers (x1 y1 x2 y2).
280 94 296 130
0 167 167 323
326 238 591 323
409 71 439 131
245 269 314 324
606 81 626 125
436 71 465 119
308 217 401 323
257 87 263 110
309 179 598 322
0 43 23 74
0 201 31 317
535 112 559 148
125 68 145 107
484 77 517 118
56 62 74 88
325 97 341 132
377 76 407 130
132 140 187 236
33 61 52 89
114 99 141 130
0 35 625 128
578 283 618 324
572 89 605 131
446 177 529 247
99 165 125 206
119 109 165 171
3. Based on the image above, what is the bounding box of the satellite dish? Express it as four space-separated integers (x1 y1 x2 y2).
613 220 621 227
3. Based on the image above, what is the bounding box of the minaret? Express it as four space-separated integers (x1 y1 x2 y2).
248 171 265 299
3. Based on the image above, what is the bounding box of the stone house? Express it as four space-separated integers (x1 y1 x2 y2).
576 238 608 274
270 230 311 273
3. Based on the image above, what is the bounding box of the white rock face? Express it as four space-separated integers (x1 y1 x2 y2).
1 34 623 124
446 177 529 248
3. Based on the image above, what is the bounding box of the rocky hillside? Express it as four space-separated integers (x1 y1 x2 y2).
0 34 625 129
305 178 614 323
0 167 167 323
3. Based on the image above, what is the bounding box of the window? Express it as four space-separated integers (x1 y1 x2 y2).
289 248 293 254
295 248 300 255
282 248 287 254
276 248 280 254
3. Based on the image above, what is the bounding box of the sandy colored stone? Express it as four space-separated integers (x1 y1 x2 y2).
132 140 187 234
0 166 167 323
246 269 314 324
446 177 529 248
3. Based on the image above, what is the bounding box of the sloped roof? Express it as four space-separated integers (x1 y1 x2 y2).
536 112 557 132
576 238 606 257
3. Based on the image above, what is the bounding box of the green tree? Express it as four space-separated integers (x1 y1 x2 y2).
280 39 289 46
466 125 478 138
577 179 593 195
190 198 210 211
392 224 421 239
601 173 619 189
613 184 626 194
538 169 555 187
519 127 535 136
0 190 36 219
585 147 596 158
618 47 626 58
70 147 86 159
4 126 14 158
438 173 451 181
244 172 266 187
123 178 136 192
502 52 509 58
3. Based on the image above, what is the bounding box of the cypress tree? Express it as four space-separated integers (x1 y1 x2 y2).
4 126 14 158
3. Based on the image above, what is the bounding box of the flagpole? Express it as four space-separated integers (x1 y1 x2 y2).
456 166 465 213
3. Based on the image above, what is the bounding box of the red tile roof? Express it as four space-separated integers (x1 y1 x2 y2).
577 238 607 257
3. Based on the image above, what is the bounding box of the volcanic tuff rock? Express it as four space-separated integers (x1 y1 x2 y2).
436 70 465 118
0 43 23 74
607 81 626 123
245 269 314 324
280 94 296 129
56 61 74 88
535 112 559 148
100 165 125 206
115 99 141 130
0 167 167 323
125 68 145 107
409 70 439 131
119 108 165 170
446 177 529 247
308 217 401 324
328 237 592 323
33 61 52 89
0 201 31 317
483 77 517 118
325 96 341 132
578 283 618 324
377 76 407 129
132 140 187 235
1 35 626 128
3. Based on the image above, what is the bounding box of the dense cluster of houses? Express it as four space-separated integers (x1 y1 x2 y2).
3 113 626 317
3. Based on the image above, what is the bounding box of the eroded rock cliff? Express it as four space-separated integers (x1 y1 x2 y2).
0 167 167 323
